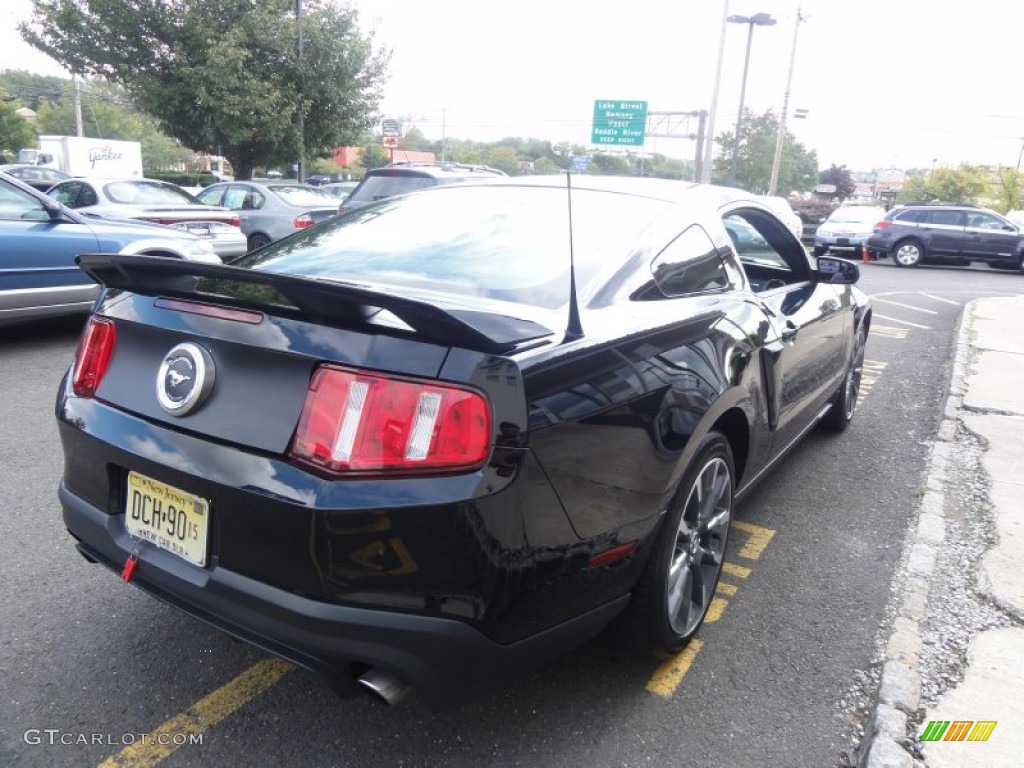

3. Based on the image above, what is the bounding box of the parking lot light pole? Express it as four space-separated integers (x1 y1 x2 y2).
768 8 804 196
728 12 776 188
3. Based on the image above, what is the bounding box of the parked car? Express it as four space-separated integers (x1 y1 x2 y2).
196 180 339 251
865 202 1024 271
339 162 507 213
320 181 359 200
56 176 870 710
1004 209 1024 229
759 195 804 242
0 171 221 327
0 163 72 192
46 177 247 260
813 204 887 257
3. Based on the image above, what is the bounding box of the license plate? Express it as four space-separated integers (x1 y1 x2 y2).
186 223 211 236
125 471 209 566
836 237 850 245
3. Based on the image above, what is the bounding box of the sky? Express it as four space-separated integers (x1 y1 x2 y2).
5 0 1024 174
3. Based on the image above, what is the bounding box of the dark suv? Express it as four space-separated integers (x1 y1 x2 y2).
865 202 1024 271
339 162 507 213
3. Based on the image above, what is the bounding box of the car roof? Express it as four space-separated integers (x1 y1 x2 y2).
407 174 724 203
50 177 184 185
0 163 71 174
366 162 507 179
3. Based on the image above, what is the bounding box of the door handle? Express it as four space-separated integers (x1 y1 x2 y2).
781 321 798 342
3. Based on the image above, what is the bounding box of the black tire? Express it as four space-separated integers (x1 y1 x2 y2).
892 239 924 267
822 323 866 433
247 233 271 252
624 430 734 659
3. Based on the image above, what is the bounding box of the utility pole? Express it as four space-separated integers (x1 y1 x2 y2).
701 0 730 184
72 75 84 137
440 107 446 163
768 7 805 196
295 0 305 183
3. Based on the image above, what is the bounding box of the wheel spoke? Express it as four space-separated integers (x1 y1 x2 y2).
667 557 693 631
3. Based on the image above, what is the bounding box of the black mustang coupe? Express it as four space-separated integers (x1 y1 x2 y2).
56 176 870 709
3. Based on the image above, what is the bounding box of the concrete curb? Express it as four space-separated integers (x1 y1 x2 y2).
858 301 975 768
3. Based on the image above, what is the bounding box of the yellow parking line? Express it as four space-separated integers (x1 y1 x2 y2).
716 582 738 596
722 562 750 579
646 640 703 698
731 521 775 560
870 325 909 339
97 658 294 768
704 597 729 623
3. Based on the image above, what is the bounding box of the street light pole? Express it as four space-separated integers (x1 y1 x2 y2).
701 0 730 184
768 7 804 196
295 0 305 183
727 13 776 189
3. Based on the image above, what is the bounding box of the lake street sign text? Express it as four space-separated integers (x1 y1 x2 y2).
592 100 648 147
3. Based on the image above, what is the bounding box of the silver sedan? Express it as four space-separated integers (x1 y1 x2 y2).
46 177 247 260
196 180 340 251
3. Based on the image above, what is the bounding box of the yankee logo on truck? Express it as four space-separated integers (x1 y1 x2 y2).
87 145 125 168
16 135 143 179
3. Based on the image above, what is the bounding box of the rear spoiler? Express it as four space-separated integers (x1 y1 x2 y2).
76 254 554 355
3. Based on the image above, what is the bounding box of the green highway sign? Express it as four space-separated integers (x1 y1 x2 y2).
591 100 648 147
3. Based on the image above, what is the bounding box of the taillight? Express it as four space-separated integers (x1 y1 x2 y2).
229 215 241 227
873 220 891 231
290 367 492 475
338 205 347 215
72 317 117 397
293 213 314 229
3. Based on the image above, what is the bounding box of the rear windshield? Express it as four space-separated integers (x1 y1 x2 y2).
347 174 436 203
236 185 674 309
104 181 199 205
827 207 885 224
267 185 337 207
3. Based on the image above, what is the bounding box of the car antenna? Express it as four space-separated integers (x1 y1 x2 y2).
562 170 584 343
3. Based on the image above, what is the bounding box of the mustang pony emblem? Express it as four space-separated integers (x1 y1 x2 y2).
167 370 192 387
156 343 215 416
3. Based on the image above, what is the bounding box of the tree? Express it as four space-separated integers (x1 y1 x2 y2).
0 92 37 158
0 69 68 111
21 0 389 180
480 146 521 176
590 153 629 175
990 168 1024 213
358 143 390 171
712 110 817 194
896 164 988 205
818 164 855 201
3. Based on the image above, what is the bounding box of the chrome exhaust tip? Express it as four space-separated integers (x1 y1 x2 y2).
357 667 411 706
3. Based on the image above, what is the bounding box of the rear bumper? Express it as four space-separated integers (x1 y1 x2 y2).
59 482 628 710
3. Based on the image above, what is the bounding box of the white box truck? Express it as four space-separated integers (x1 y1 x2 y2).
16 136 143 178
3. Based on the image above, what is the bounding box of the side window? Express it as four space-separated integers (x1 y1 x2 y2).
79 184 98 207
647 225 732 298
247 189 266 210
222 186 249 209
196 187 223 206
925 210 964 226
894 209 924 223
966 212 1004 230
724 209 809 291
49 182 81 207
0 180 50 221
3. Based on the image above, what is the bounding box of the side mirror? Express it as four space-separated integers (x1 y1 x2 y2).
816 255 860 284
42 197 65 221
